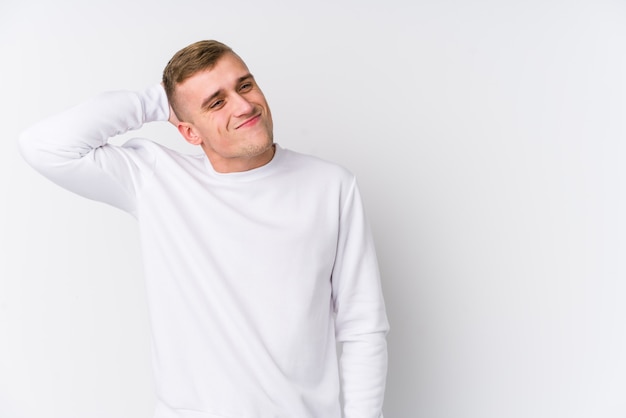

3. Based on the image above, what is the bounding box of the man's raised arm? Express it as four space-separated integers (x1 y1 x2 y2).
18 84 170 215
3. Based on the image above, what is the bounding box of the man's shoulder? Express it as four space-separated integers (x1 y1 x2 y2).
279 147 354 181
121 137 204 163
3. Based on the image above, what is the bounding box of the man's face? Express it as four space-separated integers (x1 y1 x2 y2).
175 53 274 173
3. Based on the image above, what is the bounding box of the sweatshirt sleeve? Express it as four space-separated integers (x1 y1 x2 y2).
332 177 389 418
18 84 170 216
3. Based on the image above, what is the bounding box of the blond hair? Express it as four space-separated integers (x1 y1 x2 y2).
162 40 233 120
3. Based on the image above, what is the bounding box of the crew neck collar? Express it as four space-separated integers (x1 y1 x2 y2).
203 144 283 182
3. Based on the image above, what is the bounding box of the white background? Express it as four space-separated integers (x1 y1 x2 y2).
2 0 626 417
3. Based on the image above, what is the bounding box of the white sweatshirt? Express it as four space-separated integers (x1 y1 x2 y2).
18 84 389 418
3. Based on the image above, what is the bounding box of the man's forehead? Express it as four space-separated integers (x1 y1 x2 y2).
181 55 251 92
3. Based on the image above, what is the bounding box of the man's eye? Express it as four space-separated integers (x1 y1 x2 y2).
209 99 224 109
239 83 252 92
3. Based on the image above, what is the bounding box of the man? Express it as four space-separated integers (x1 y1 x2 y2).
19 40 389 418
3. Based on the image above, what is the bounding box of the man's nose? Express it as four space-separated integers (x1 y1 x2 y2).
232 93 254 116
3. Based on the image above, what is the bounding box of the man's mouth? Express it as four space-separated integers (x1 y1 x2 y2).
236 114 261 129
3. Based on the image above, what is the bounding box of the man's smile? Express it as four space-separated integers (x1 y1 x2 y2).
236 113 261 129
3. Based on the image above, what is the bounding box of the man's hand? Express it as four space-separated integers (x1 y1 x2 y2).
161 82 181 126
168 104 181 126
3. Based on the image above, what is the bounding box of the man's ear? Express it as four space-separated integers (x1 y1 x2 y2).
177 123 203 146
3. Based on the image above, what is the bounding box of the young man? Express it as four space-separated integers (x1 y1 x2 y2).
19 40 389 418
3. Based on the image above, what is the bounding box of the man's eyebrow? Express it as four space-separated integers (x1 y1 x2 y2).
200 89 223 110
200 74 255 110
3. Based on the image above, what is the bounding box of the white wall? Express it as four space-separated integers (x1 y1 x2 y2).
2 0 626 417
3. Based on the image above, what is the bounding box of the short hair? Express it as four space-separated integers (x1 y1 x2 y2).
162 40 234 120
